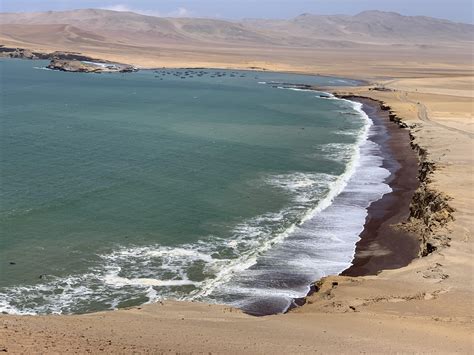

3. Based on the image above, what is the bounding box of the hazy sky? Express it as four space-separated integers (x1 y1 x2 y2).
1 0 473 23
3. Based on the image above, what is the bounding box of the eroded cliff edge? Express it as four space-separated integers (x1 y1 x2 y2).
337 94 455 257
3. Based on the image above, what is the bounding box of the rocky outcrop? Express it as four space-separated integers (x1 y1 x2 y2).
0 46 138 73
47 58 137 73
9 48 36 59
409 185 454 255
0 46 50 59
406 134 455 255
47 59 100 72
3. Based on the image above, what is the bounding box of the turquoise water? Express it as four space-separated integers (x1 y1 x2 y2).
0 59 389 315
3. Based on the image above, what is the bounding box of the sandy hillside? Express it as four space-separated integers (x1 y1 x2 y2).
1 9 472 45
0 9 473 354
0 9 472 79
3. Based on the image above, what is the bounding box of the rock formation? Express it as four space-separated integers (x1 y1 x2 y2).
46 58 137 73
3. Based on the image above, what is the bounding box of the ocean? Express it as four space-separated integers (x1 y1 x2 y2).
0 59 391 315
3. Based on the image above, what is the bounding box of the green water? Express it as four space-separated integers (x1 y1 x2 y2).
0 59 368 314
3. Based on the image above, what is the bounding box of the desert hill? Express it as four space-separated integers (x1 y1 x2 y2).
244 11 473 44
0 9 472 77
1 9 472 47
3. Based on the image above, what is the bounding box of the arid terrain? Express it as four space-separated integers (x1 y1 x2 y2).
0 9 472 78
0 9 473 353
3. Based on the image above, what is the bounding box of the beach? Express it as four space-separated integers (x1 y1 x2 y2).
1 68 472 352
340 97 420 276
0 9 473 350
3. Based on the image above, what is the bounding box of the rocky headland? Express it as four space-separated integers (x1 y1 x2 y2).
0 45 137 73
46 58 137 73
0 45 49 59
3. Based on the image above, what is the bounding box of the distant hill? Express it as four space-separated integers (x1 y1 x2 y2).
0 9 472 50
244 11 473 44
0 9 277 47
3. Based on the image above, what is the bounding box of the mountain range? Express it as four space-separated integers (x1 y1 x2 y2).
1 9 472 49
0 9 472 77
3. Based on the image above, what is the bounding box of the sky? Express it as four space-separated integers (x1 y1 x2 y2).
1 0 473 23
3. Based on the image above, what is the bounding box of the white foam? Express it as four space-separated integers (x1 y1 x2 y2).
0 273 104 315
318 142 354 161
298 102 372 225
268 172 335 191
267 173 336 204
81 61 109 68
105 275 197 287
337 110 360 116
104 246 214 263
277 86 314 92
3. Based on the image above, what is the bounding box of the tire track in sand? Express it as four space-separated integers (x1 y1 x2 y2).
395 91 473 139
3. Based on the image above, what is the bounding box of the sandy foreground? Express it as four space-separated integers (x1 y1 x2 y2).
1 44 473 353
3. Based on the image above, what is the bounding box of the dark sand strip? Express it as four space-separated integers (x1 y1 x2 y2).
340 97 420 277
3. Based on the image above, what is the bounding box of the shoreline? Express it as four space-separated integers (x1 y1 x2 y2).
0 53 370 85
287 95 420 311
242 93 387 317
340 97 420 276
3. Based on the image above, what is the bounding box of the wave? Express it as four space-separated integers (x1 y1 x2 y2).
0 91 392 315
318 142 354 161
